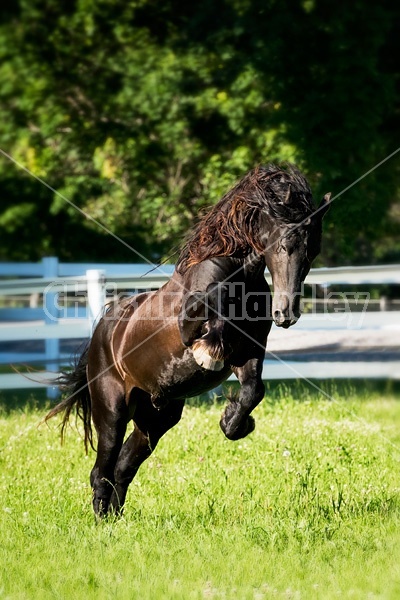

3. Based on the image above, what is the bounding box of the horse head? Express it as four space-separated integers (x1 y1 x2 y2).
261 172 331 328
176 163 330 330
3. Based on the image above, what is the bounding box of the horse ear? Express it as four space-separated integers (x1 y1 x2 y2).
318 192 331 219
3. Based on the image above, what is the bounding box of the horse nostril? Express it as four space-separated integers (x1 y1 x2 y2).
274 310 283 322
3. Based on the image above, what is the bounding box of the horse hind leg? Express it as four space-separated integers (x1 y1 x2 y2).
109 395 185 514
88 374 128 517
108 427 150 514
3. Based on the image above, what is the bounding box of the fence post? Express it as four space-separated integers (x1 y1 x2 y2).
380 296 388 311
42 256 60 399
86 269 106 332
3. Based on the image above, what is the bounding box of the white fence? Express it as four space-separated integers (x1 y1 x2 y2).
1 257 399 394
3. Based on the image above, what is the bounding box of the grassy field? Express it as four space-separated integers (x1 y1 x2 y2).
1 381 400 599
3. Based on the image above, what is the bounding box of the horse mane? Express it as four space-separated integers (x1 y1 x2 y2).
176 163 315 273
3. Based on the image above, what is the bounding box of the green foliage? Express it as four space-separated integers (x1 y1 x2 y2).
1 384 400 597
0 1 399 264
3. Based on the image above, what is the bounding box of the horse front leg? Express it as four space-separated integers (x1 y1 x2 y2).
179 283 229 371
220 357 265 440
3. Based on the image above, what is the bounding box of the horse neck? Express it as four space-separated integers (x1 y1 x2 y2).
171 253 266 293
242 252 265 279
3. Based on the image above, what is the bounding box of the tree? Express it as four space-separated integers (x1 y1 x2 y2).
0 0 399 265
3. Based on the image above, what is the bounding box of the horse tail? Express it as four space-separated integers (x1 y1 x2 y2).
44 344 94 453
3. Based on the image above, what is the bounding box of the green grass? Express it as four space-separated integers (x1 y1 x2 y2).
1 381 400 599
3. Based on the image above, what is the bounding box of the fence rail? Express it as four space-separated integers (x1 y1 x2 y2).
1 258 399 392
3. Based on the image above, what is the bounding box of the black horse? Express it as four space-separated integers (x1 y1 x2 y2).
46 164 330 516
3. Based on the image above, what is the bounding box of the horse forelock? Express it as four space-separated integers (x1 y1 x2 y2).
176 163 314 273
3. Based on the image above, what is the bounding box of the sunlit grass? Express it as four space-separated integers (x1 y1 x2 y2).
1 381 400 599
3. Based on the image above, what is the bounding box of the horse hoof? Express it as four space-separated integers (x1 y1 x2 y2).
220 415 255 440
192 345 224 371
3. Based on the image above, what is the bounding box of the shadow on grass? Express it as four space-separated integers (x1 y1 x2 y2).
186 378 400 408
0 388 50 414
1 378 400 414
263 378 400 403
